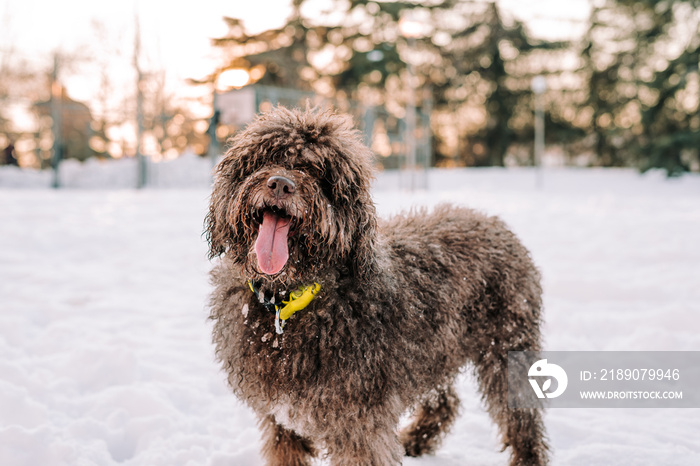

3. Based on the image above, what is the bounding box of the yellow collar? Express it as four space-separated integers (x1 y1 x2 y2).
248 281 321 334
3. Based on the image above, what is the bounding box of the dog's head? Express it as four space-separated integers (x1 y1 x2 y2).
206 106 378 285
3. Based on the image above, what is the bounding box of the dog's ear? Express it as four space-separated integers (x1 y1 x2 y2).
326 139 380 281
349 186 379 281
205 181 229 259
205 157 238 259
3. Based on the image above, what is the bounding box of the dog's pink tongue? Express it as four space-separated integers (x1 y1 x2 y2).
255 211 291 275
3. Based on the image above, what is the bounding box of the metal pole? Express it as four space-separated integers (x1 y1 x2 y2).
535 94 544 188
208 87 220 166
134 13 146 188
405 37 417 192
420 85 432 190
50 53 61 189
531 76 546 189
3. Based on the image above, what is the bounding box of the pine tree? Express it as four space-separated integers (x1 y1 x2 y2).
208 0 574 168
581 0 700 174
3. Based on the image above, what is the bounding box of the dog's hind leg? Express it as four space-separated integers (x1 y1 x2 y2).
324 414 404 466
400 384 460 457
475 352 549 466
259 415 316 466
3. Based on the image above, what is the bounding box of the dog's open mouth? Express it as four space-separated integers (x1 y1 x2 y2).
254 207 293 275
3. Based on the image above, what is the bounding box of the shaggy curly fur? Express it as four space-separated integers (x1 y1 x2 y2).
206 106 548 465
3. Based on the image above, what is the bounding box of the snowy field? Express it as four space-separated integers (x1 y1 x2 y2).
1 166 700 465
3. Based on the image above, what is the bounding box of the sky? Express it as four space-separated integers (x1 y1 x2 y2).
1 0 591 122
1 0 292 106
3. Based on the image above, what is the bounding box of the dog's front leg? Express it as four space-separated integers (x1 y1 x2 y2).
259 415 316 466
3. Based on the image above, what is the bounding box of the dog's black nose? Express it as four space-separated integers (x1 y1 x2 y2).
267 175 296 197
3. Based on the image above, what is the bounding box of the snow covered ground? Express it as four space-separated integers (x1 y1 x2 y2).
1 166 699 465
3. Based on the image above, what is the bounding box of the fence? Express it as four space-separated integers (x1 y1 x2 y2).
216 84 432 189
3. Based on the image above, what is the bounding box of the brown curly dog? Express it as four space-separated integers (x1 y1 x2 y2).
206 106 548 465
